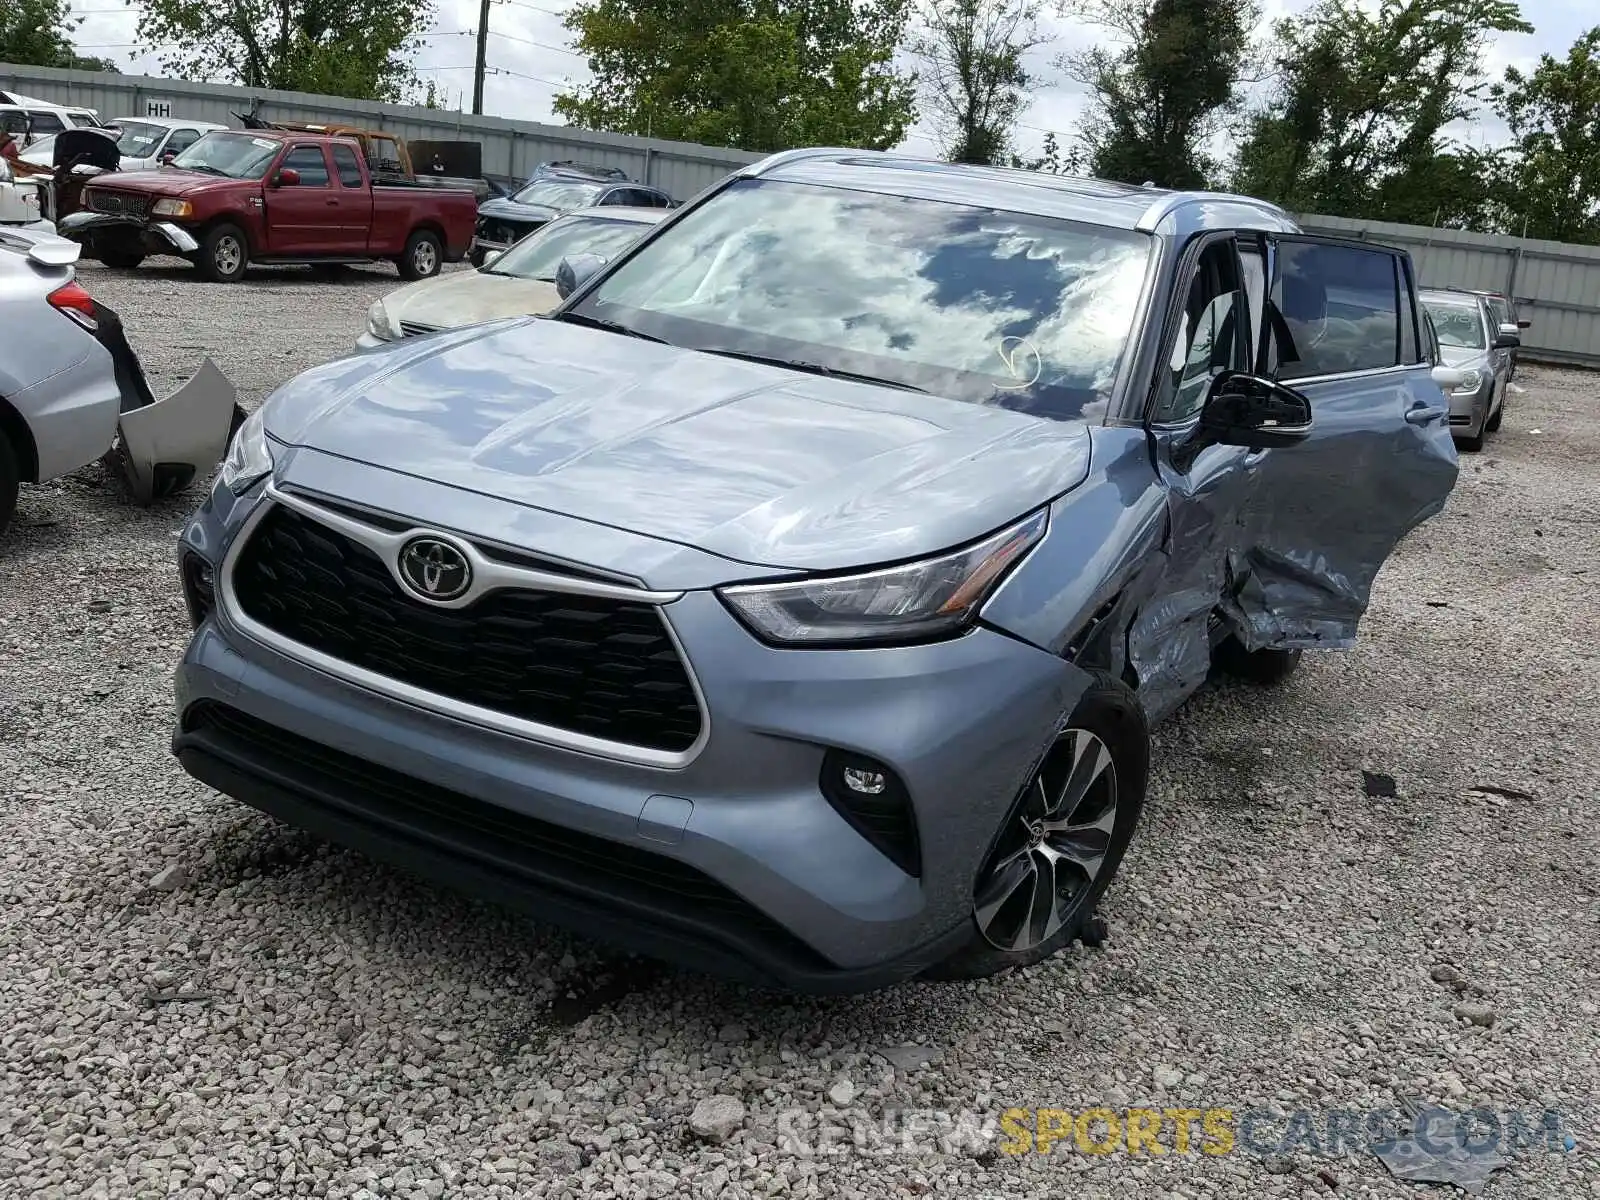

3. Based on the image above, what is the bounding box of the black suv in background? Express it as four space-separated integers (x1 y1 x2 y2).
470 162 675 265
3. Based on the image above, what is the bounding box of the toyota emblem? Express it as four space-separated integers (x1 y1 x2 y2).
397 535 472 602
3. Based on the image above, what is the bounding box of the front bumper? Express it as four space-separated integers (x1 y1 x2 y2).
172 480 1087 992
58 211 199 255
1447 378 1491 437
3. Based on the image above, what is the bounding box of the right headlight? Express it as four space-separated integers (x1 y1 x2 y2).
219 405 275 495
1452 368 1483 395
366 299 394 341
718 510 1047 647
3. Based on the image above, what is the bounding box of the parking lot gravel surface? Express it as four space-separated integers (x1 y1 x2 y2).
2 259 1598 1199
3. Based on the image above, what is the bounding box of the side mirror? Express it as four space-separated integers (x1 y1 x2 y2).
1197 372 1313 450
554 252 605 300
271 167 301 187
1492 330 1521 350
480 249 502 267
160 151 176 166
1516 318 1531 329
1430 364 1467 389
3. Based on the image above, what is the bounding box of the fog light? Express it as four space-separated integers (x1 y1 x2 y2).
820 751 920 876
843 766 886 794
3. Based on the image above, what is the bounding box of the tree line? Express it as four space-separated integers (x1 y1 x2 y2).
4 0 1596 243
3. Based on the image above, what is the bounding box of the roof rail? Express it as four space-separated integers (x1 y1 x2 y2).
1134 190 1290 233
740 145 936 178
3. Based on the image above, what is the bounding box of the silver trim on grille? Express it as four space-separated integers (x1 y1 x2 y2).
398 321 440 338
216 485 710 769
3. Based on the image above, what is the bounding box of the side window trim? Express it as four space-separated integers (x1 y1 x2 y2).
1143 230 1246 428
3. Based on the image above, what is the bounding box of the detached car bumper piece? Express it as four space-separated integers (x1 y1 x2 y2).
90 299 239 503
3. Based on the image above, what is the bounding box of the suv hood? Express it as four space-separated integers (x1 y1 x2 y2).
264 319 1093 571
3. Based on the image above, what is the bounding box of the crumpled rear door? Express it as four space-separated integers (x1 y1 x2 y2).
1222 236 1458 650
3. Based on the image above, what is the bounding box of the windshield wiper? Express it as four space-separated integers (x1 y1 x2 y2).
182 164 226 176
551 310 666 342
695 347 928 392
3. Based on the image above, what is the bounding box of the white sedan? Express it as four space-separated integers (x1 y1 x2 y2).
359 205 666 348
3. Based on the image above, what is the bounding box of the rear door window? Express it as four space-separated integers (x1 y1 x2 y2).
331 144 364 188
26 110 66 134
1270 239 1403 381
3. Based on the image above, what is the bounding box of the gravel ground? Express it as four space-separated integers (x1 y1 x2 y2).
2 258 1598 1199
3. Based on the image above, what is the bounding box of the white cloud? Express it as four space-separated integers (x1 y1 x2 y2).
66 0 1591 159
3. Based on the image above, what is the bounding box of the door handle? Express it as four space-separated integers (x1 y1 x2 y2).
325 198 339 206
1405 404 1448 425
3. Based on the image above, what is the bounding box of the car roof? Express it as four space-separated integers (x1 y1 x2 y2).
110 116 228 130
744 147 1298 235
561 205 669 224
1419 288 1486 306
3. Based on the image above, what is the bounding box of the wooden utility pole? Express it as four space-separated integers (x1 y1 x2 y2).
472 0 491 115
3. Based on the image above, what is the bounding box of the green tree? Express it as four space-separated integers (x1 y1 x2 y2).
1490 27 1600 243
1062 0 1257 188
910 0 1045 165
135 0 434 102
1 0 113 70
1232 0 1531 223
554 0 917 152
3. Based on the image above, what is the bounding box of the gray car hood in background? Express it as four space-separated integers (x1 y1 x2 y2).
264 319 1093 571
476 196 561 225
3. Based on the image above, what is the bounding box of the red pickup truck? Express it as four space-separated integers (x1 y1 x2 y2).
57 130 477 282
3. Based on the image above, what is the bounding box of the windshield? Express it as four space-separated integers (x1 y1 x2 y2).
114 121 165 156
569 178 1151 420
509 179 605 211
171 131 281 179
1422 300 1486 349
490 215 654 280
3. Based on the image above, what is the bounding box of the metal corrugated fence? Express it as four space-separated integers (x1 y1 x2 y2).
1293 214 1600 368
6 64 1598 365
1 63 762 200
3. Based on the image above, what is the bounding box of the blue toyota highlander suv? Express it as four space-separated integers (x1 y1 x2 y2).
172 148 1462 993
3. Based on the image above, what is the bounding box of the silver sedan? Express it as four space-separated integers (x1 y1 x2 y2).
1419 288 1518 451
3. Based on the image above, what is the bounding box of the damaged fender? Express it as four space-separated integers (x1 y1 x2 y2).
106 358 239 505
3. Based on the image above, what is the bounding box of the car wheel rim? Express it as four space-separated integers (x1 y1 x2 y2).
974 726 1118 953
216 237 241 275
415 242 437 274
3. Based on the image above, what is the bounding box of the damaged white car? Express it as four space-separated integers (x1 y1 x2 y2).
0 226 240 537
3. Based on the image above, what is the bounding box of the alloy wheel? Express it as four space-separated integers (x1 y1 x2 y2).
414 240 438 275
974 726 1119 952
215 236 242 276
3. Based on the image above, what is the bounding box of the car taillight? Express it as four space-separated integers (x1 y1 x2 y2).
47 281 99 331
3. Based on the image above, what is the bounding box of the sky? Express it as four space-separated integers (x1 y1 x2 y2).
65 0 1596 160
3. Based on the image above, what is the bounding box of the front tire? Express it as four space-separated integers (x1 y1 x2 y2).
1484 389 1504 433
398 230 442 281
196 223 248 283
927 672 1148 981
1212 634 1302 684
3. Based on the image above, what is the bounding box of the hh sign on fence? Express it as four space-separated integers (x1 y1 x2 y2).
143 99 172 118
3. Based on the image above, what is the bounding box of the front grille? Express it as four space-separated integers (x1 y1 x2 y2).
475 219 531 245
398 321 440 338
87 190 151 219
230 504 703 754
181 702 816 958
